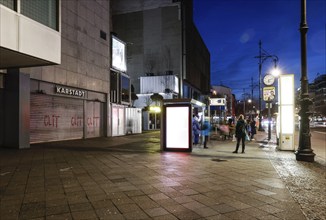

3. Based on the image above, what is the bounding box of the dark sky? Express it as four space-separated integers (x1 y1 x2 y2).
193 0 325 99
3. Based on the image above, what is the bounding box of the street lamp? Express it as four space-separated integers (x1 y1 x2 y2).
295 0 315 162
255 41 278 131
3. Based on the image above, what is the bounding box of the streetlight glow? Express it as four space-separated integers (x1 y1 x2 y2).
271 68 281 77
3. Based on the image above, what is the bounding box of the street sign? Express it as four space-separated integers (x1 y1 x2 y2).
210 98 226 106
263 87 275 101
265 103 272 108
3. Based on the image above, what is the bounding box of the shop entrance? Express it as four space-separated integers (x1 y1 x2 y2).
149 112 161 130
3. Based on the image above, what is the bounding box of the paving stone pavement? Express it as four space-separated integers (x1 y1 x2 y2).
0 131 324 220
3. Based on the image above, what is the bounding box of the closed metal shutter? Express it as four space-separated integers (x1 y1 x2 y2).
112 105 125 136
30 94 83 143
85 101 104 138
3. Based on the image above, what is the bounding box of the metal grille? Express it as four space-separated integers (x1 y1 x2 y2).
30 94 83 143
0 0 14 10
85 101 104 138
21 0 57 30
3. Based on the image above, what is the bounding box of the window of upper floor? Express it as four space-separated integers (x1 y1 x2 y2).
0 0 59 31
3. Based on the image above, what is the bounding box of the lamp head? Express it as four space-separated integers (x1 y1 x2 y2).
271 68 281 77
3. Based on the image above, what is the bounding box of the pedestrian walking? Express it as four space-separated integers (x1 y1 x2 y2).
192 115 201 145
233 114 247 153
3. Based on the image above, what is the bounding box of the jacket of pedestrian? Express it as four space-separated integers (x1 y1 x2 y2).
192 118 201 135
235 119 246 138
201 120 211 136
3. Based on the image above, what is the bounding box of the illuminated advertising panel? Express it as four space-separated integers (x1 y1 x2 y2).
278 74 294 150
164 105 191 150
111 36 126 72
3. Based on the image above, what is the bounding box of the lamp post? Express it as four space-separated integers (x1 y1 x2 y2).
255 41 278 131
295 0 315 162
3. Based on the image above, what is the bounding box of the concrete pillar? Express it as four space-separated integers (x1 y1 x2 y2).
4 69 30 149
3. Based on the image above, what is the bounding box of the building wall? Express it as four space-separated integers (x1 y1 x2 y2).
112 0 210 99
1 0 112 147
112 5 181 94
313 74 326 115
185 24 210 94
21 0 111 93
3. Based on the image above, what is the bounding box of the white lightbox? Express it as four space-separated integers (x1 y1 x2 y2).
112 36 127 72
165 106 190 149
278 74 295 150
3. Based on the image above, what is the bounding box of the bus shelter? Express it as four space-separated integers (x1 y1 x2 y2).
161 99 206 152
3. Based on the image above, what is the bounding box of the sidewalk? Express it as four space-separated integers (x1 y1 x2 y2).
0 131 324 219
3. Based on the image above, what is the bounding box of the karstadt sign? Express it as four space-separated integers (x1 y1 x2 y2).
55 86 86 97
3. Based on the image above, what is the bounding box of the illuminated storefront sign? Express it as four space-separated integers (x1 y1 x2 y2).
112 36 127 72
55 86 85 97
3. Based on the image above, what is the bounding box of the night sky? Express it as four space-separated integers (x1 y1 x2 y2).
193 0 325 99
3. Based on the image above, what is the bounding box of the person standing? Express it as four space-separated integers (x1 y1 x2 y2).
233 114 247 153
250 119 257 140
192 115 201 145
202 119 211 148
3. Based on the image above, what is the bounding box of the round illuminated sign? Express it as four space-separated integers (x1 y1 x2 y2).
263 74 275 86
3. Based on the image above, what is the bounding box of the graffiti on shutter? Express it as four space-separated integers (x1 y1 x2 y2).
30 94 83 143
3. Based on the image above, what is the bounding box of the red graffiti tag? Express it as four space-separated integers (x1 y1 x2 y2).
87 117 100 127
71 116 83 127
44 115 60 128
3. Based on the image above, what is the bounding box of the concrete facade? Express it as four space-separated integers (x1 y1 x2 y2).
0 0 112 148
112 0 210 101
21 0 111 93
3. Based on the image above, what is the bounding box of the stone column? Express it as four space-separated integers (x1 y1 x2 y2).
4 69 30 149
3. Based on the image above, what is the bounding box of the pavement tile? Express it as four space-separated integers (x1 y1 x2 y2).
172 210 202 220
46 213 73 220
241 207 270 217
19 201 45 219
148 192 170 201
71 210 98 220
190 194 219 206
123 209 150 219
155 198 180 208
23 192 45 203
224 210 256 220
222 198 252 210
116 203 142 213
182 200 206 210
205 214 233 220
45 198 68 208
85 193 108 202
211 203 238 214
69 202 93 212
173 195 195 204
164 204 190 213
179 188 199 196
152 214 179 220
112 196 136 206
144 207 169 217
193 206 219 217
257 215 281 220
46 205 70 216
95 206 121 217
125 189 145 197
257 204 284 214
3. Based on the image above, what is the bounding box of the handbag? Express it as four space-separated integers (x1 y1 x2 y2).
245 130 250 141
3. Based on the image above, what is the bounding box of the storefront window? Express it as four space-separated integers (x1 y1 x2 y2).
110 72 118 103
121 75 130 103
21 0 58 30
